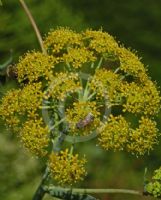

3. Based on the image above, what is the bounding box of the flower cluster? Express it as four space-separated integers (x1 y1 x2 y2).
0 89 21 131
120 80 160 115
83 29 118 55
49 149 87 185
146 167 161 198
65 101 100 136
44 27 82 55
117 47 147 80
89 68 122 105
127 117 159 155
98 115 130 151
0 82 43 132
20 82 43 115
20 118 49 156
99 115 159 155
17 51 55 83
63 47 95 68
153 168 161 181
44 72 81 101
0 27 160 187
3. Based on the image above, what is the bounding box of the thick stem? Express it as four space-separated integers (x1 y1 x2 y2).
44 186 143 199
32 168 49 200
32 186 45 200
19 0 47 55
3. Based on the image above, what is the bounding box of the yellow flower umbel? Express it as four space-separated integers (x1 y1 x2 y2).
0 27 160 160
20 117 49 157
44 27 82 56
127 117 159 155
117 47 147 81
49 149 87 185
17 51 55 83
121 80 160 115
0 89 21 132
20 82 43 115
65 101 100 136
63 47 95 69
98 115 130 151
89 68 122 106
44 72 82 101
145 167 161 198
83 29 118 55
0 82 43 132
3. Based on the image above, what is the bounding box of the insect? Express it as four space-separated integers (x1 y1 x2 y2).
76 112 94 129
6 65 18 79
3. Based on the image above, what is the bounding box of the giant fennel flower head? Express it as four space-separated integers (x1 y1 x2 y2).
0 27 160 185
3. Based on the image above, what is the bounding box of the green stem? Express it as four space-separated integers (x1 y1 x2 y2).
32 168 49 200
90 62 95 69
81 79 90 101
52 134 64 152
40 105 56 109
96 57 103 70
44 186 143 198
66 62 72 71
50 118 66 130
70 144 74 155
19 0 47 55
114 67 120 74
87 92 96 100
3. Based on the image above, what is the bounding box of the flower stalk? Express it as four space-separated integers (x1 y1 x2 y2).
44 186 143 198
19 0 47 55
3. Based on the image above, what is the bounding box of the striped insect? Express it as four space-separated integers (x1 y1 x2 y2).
76 112 94 129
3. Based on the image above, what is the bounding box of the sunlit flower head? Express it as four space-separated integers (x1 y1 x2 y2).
63 47 96 68
145 167 161 198
89 68 122 105
20 117 49 156
20 82 43 114
117 46 147 80
44 72 82 101
121 80 160 115
152 167 161 181
65 101 101 136
127 117 159 155
0 82 43 132
0 89 21 131
44 27 82 56
16 51 55 83
83 29 118 55
98 115 130 151
49 149 87 185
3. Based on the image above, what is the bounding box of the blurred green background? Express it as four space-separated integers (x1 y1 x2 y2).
0 0 161 199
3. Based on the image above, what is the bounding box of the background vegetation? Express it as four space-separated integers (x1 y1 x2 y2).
0 0 161 199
